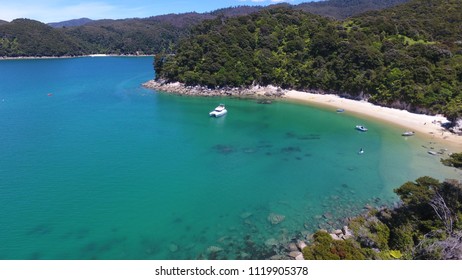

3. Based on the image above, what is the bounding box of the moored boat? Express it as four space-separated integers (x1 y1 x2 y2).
209 104 227 117
355 125 368 132
402 131 415 136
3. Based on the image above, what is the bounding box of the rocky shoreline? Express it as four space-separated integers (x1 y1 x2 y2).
142 79 286 99
267 225 355 260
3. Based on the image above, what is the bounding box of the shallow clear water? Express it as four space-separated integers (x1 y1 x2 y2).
0 57 459 260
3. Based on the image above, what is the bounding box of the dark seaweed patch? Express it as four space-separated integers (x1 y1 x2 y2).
281 146 301 153
172 217 183 224
298 134 321 140
81 236 127 257
62 228 90 240
29 252 42 260
27 224 53 236
285 132 321 141
285 132 296 138
140 237 162 257
242 148 257 154
212 144 235 155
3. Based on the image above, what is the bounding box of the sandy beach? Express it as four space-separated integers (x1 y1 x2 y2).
143 80 461 150
283 90 462 149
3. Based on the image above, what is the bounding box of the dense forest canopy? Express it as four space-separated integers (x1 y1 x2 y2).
155 0 462 121
0 0 408 57
0 19 87 57
298 0 409 19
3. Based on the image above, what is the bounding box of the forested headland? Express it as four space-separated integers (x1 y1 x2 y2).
155 0 462 123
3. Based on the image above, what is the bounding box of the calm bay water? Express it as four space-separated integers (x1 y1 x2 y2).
0 57 459 260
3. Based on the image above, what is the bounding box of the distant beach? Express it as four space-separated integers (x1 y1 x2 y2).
0 54 153 60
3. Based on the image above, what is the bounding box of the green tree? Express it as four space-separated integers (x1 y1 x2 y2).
302 231 366 260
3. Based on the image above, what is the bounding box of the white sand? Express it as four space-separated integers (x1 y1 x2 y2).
284 90 462 149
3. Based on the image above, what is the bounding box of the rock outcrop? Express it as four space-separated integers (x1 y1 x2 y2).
267 213 286 225
143 80 285 98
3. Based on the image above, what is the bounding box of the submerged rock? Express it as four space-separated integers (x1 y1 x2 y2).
267 213 286 225
288 242 298 251
257 99 273 104
270 255 291 260
212 144 234 155
207 246 224 254
169 243 179 253
265 238 279 247
240 212 253 219
322 212 333 220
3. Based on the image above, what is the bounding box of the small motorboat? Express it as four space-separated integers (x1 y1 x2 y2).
358 148 364 155
209 104 227 117
402 131 415 136
355 125 368 132
336 108 345 113
428 150 438 156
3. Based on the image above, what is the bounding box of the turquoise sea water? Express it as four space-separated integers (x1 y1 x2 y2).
0 57 459 260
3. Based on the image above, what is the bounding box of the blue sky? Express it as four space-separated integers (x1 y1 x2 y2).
0 0 316 23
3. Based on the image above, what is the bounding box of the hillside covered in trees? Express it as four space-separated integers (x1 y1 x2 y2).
0 0 408 57
155 0 462 121
0 19 88 57
298 0 408 19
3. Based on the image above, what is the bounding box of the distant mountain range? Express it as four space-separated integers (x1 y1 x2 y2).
45 0 409 28
0 0 409 57
48 18 94 28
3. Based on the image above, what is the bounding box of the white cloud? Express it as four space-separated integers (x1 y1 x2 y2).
0 1 147 22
